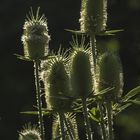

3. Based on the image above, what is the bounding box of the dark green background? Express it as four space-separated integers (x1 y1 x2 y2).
0 0 140 139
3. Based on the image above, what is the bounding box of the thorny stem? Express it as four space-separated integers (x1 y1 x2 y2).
59 113 65 140
63 114 74 140
34 60 45 140
106 102 114 140
82 98 92 140
90 33 97 71
98 103 107 140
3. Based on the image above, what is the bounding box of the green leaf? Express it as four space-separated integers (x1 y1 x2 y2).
20 111 50 115
94 87 114 97
14 54 32 61
126 99 140 105
122 86 140 101
114 103 132 115
65 29 85 35
97 29 124 36
89 108 99 122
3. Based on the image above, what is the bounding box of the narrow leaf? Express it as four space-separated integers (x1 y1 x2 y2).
122 86 140 101
20 111 50 115
14 54 32 61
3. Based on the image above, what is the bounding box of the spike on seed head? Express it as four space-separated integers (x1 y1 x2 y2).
22 7 50 60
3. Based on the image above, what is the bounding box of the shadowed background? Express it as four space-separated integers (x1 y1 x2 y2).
0 0 140 139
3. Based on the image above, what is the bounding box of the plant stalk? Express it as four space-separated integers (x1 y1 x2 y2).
34 60 45 140
59 113 65 140
63 114 74 140
98 102 107 140
106 102 114 140
82 98 92 140
90 33 97 71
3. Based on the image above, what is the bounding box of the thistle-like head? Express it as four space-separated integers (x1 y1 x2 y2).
41 49 72 112
18 124 41 140
70 36 94 98
22 7 50 60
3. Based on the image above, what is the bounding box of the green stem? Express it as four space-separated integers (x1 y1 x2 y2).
98 102 107 140
59 113 65 140
63 114 74 140
106 102 114 140
82 98 92 140
90 33 97 71
34 60 45 140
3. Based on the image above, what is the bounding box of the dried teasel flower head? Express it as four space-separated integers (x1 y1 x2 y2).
41 49 72 112
80 0 107 34
95 52 123 102
22 7 50 60
70 36 94 98
18 123 41 140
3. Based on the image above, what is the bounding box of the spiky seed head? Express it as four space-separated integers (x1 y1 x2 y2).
18 124 41 140
42 53 72 112
70 46 93 98
22 7 50 60
95 52 123 102
80 0 107 34
52 113 79 140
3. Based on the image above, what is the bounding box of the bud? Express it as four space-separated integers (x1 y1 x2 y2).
70 47 93 98
95 52 123 101
80 0 107 34
21 8 50 60
19 124 41 140
43 54 72 112
52 114 79 139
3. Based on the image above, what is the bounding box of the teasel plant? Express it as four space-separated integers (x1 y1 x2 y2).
70 36 94 140
19 7 50 140
17 1 140 140
41 49 79 140
78 0 140 140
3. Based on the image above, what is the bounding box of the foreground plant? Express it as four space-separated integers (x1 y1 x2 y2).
18 1 140 140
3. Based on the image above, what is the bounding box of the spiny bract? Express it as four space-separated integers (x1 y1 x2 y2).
22 7 50 60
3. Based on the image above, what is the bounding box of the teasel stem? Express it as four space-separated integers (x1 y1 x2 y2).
34 60 45 140
59 113 65 140
106 101 114 140
90 33 97 71
98 102 107 140
63 114 74 140
82 98 92 140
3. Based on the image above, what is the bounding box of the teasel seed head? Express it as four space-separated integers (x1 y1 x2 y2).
70 37 94 98
42 50 72 112
95 52 123 102
18 123 41 140
21 7 50 60
52 113 79 139
80 0 107 34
